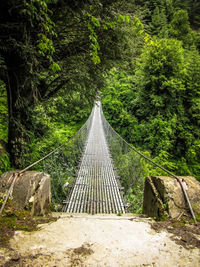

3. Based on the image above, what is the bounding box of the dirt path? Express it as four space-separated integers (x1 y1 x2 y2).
0 214 200 266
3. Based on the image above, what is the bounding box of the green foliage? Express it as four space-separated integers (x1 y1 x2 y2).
21 90 91 166
49 62 61 72
87 15 101 64
195 214 200 222
168 9 196 47
0 81 10 175
102 30 200 182
86 11 145 65
132 37 197 160
0 153 10 176
147 6 168 37
127 186 143 214
0 81 7 142
173 0 200 29
37 33 55 56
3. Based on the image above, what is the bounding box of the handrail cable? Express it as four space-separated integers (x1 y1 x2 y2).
0 108 94 215
101 106 196 222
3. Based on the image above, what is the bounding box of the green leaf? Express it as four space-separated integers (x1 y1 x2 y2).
49 63 61 72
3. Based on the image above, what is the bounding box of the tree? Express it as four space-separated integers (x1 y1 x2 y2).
0 0 140 168
173 0 200 29
168 9 195 47
102 35 200 178
0 0 61 167
147 6 168 37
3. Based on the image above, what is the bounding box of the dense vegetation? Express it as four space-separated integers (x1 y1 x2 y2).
0 0 199 184
101 0 200 180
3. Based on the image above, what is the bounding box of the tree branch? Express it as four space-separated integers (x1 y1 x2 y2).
41 78 70 100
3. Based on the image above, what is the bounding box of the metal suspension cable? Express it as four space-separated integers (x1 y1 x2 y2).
19 109 94 174
0 107 94 215
100 104 197 222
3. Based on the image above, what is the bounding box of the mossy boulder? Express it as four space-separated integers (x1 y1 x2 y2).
0 171 51 215
142 176 200 220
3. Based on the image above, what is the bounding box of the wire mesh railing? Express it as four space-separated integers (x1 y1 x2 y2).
0 106 94 213
101 106 144 213
100 103 196 220
36 107 94 211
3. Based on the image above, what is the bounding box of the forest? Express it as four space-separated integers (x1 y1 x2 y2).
0 0 200 183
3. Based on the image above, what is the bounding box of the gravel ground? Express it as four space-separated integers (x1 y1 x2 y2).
0 213 200 267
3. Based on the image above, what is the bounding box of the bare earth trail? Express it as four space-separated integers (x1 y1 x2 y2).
1 214 200 267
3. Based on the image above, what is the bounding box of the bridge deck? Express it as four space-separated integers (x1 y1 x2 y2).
64 102 125 214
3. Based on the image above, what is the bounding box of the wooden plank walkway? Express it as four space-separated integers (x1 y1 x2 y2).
64 102 125 214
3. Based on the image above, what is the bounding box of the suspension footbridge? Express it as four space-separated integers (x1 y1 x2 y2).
0 101 196 221
64 101 125 214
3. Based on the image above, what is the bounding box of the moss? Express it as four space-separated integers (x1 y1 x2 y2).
196 214 200 222
192 203 200 215
0 201 57 247
171 221 185 228
159 215 169 221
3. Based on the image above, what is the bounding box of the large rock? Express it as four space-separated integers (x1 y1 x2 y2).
142 176 200 219
0 171 51 215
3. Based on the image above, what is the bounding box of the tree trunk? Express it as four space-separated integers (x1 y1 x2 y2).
7 106 31 169
6 53 33 168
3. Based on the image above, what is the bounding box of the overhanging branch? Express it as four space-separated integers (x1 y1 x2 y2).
41 78 70 100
